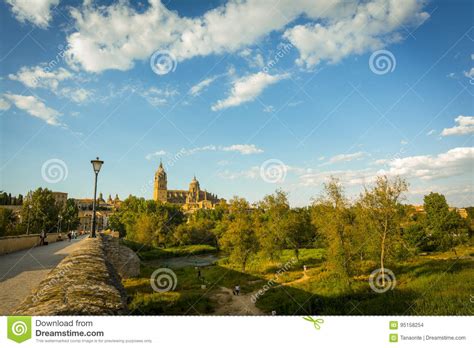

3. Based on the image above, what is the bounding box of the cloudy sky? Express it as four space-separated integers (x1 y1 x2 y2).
0 0 473 207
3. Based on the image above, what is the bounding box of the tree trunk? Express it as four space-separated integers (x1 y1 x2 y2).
380 231 387 287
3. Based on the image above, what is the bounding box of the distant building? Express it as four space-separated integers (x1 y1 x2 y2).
153 161 223 211
52 192 68 208
410 205 469 218
75 194 122 233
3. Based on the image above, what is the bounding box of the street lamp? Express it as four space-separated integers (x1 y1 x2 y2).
90 157 104 238
26 204 32 235
57 214 62 233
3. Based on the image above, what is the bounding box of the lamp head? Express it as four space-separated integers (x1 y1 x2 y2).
91 157 104 174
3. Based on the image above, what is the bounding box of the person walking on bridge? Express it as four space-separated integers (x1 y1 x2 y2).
39 230 46 246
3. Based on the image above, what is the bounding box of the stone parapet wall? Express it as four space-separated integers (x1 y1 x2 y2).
0 233 63 255
13 234 128 315
103 233 140 279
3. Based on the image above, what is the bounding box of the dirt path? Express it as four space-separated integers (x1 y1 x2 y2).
210 287 264 315
282 274 309 286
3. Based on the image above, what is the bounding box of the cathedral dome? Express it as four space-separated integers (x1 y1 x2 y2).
189 175 200 191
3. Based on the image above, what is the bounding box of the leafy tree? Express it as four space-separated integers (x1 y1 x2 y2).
0 207 17 236
256 190 290 259
21 188 60 235
220 197 259 271
61 199 80 232
359 176 408 286
284 207 314 260
423 192 467 254
312 178 354 287
173 219 216 246
109 195 185 246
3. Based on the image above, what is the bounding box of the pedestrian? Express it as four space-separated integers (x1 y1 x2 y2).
235 285 240 296
197 268 201 279
67 231 72 242
39 230 45 246
303 265 307 274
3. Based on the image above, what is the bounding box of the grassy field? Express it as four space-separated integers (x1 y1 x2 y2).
120 239 216 260
123 244 474 315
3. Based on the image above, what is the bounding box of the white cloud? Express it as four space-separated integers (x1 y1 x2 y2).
146 150 167 160
240 48 265 68
8 65 95 104
59 87 93 104
288 100 303 107
379 147 474 180
141 87 178 107
6 0 59 28
283 0 429 69
63 0 427 73
184 145 217 155
221 144 263 155
263 105 275 113
3 93 61 126
299 168 377 187
463 68 474 80
0 98 11 111
441 116 474 136
329 151 365 163
9 65 72 91
189 76 218 96
218 166 261 180
173 144 264 156
211 72 290 111
426 129 436 136
446 72 455 79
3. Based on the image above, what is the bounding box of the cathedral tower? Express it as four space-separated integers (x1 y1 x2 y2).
153 160 168 202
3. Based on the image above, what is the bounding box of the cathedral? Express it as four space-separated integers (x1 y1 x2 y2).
153 161 222 211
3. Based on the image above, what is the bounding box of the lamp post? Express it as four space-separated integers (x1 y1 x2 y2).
90 157 104 238
57 214 62 233
26 204 32 235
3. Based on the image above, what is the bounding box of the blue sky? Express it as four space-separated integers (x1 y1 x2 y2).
0 0 473 207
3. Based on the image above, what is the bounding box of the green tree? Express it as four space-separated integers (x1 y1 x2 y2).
359 176 408 286
312 177 354 288
61 199 80 232
220 197 259 271
0 207 17 236
284 207 314 260
423 193 468 254
21 188 60 235
256 190 290 259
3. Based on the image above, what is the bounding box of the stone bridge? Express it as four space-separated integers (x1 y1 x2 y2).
0 233 139 315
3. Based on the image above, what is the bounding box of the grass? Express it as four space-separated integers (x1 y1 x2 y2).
122 244 474 315
120 239 217 260
138 244 217 260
